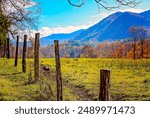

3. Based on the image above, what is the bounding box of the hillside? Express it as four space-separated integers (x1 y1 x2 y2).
73 10 150 44
140 10 150 19
39 10 150 46
40 29 84 47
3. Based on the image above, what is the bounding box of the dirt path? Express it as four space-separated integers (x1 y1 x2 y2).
41 64 96 101
63 79 96 101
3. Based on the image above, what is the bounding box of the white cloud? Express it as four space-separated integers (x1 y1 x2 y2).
37 24 93 37
120 8 144 13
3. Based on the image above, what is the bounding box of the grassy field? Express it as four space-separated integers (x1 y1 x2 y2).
0 58 150 101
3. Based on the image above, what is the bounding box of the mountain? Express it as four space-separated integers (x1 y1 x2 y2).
40 10 150 47
140 10 150 19
40 29 84 47
72 10 150 44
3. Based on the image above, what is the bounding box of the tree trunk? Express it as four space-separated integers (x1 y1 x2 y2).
0 39 1 58
147 41 150 58
14 36 19 67
133 42 136 59
141 41 144 58
99 69 111 101
34 33 40 82
3 39 6 58
54 40 63 101
1 39 7 58
22 35 27 73
6 38 10 59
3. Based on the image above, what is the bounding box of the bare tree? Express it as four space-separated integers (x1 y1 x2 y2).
129 26 139 59
0 0 40 36
68 0 140 10
129 26 148 59
0 0 40 57
0 4 9 57
136 27 147 58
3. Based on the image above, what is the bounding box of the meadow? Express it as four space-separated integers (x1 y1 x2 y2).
0 58 150 101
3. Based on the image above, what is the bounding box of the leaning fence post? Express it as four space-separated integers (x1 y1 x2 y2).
34 33 40 82
22 35 27 73
54 40 63 101
14 36 19 66
99 69 111 101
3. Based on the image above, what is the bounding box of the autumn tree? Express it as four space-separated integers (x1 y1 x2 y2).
94 41 114 58
82 45 97 58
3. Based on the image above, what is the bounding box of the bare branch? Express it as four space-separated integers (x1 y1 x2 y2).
68 0 140 10
0 0 40 38
68 0 86 7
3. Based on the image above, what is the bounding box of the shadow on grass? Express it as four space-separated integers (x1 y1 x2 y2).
0 72 22 76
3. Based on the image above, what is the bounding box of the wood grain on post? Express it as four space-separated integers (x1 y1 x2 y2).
0 39 1 58
99 69 111 101
22 35 27 73
54 40 63 101
7 38 10 59
1 39 6 58
14 36 19 66
34 33 40 82
2 40 6 58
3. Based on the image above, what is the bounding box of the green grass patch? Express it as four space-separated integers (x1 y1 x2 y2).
0 58 150 101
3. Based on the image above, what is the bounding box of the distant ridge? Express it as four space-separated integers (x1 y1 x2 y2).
40 10 150 46
72 10 150 44
40 29 84 47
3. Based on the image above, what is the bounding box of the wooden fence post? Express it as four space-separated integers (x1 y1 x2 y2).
34 33 40 82
0 39 2 58
0 39 1 58
22 35 27 73
14 36 19 66
54 40 63 101
99 69 111 101
7 38 10 59
1 39 6 58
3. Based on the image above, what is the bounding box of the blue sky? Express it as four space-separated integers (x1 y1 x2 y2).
33 0 150 37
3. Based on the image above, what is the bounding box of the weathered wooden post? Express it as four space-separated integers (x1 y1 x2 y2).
6 38 10 59
14 36 19 66
3 39 6 58
34 33 40 82
54 40 63 101
0 39 1 58
99 69 111 101
22 35 27 73
1 39 6 58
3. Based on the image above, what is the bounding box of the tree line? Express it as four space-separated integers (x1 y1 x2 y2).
3 26 149 59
